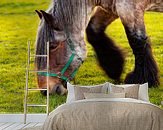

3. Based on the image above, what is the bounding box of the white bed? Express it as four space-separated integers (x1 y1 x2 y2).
42 98 163 130
23 82 163 130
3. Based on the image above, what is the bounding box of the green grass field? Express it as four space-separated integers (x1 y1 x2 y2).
0 0 163 113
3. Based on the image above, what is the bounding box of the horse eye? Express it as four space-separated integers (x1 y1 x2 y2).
49 42 60 51
53 27 61 31
50 42 57 49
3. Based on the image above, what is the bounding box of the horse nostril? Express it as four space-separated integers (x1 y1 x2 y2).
56 86 61 95
41 90 47 96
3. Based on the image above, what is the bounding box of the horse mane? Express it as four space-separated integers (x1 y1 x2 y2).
52 0 89 28
35 0 113 70
35 20 55 70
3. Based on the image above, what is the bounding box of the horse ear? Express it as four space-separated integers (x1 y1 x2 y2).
35 10 42 19
40 10 53 25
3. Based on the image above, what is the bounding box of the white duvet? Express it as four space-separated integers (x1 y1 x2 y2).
23 98 163 130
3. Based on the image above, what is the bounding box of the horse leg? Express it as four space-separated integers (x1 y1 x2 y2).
116 2 159 87
86 6 124 81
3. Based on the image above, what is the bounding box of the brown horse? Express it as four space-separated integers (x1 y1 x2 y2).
35 0 162 95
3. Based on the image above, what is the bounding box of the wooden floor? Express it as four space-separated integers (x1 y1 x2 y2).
0 122 43 130
0 114 46 130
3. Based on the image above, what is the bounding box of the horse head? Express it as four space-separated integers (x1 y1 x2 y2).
35 10 83 95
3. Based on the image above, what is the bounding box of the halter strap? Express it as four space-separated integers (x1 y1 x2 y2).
60 53 75 75
38 63 79 82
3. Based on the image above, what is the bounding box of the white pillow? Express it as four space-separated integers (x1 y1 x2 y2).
138 83 149 102
66 82 109 103
66 82 75 103
108 83 149 102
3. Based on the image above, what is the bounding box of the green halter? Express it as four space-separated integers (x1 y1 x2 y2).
38 38 83 82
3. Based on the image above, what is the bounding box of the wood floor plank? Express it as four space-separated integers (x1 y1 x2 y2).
0 123 6 127
0 114 46 123
23 123 38 128
0 122 43 130
3 123 21 130
0 123 14 130
34 123 43 127
13 123 29 130
0 114 45 129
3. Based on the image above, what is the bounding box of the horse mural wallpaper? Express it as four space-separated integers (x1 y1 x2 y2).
35 0 162 95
